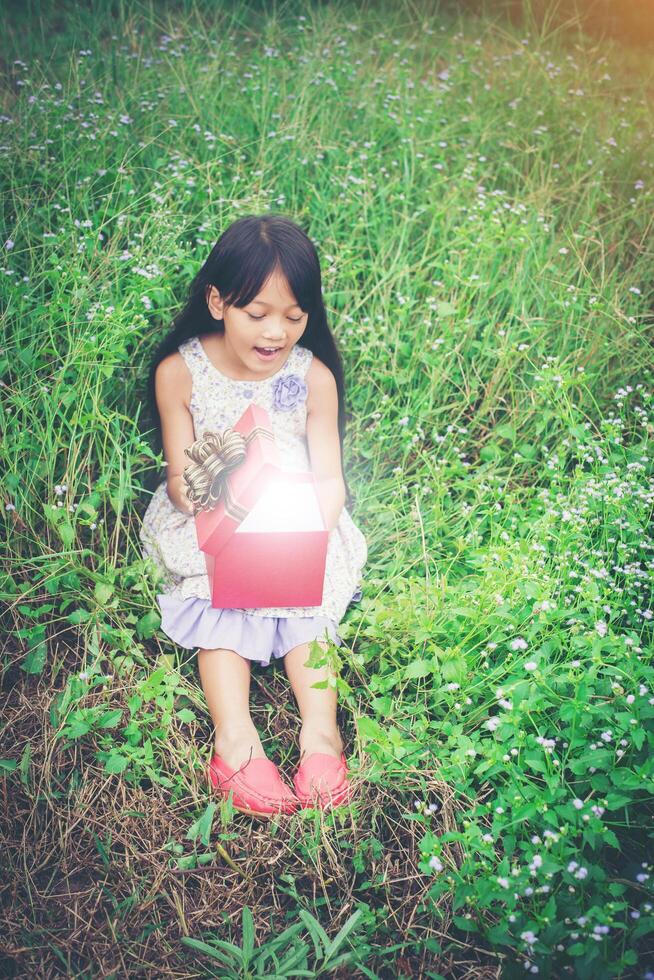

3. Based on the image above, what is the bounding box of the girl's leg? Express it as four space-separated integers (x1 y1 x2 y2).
198 647 267 770
283 640 344 763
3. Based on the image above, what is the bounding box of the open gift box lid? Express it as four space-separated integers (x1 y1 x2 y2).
193 403 325 556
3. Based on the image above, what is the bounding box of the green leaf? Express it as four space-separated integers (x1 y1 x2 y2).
517 442 538 460
299 909 329 960
67 608 91 625
241 906 255 967
605 792 632 810
523 753 547 774
357 716 384 742
324 908 363 963
0 759 18 774
480 443 502 462
136 609 160 639
97 709 122 728
176 708 197 723
453 915 478 932
187 802 216 848
403 659 431 679
94 580 115 605
104 753 129 774
180 937 242 967
21 639 47 674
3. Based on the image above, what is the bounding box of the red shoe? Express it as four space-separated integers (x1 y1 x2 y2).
293 752 353 810
208 753 299 818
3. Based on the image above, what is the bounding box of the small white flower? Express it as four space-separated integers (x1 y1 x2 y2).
572 798 584 810
511 637 528 651
594 620 608 637
5 239 14 250
524 661 538 671
429 855 444 872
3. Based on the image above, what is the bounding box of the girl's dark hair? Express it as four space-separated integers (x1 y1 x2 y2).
142 212 354 509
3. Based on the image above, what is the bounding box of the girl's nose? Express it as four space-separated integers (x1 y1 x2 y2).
263 324 286 340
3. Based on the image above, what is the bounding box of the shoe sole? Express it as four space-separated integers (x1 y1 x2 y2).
233 803 285 818
207 772 298 818
296 786 353 810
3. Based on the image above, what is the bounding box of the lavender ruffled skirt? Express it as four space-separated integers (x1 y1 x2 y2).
157 594 350 668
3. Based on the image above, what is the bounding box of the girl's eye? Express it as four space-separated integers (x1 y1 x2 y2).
247 313 304 322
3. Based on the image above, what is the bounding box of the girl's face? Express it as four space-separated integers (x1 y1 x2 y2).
206 270 308 376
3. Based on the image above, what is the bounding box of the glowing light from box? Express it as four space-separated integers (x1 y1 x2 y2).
236 478 323 533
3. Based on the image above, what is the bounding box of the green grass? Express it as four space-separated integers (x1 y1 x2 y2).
1 1 653 977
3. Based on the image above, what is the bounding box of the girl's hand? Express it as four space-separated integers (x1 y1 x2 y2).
167 473 195 516
179 477 195 516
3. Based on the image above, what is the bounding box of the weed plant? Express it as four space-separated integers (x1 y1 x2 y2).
1 1 653 977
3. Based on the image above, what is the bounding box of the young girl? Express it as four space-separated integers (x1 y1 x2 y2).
139 213 367 818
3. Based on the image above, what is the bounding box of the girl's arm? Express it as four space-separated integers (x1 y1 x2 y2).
305 358 346 532
154 354 196 516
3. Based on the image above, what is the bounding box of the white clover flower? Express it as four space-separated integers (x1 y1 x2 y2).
521 929 538 944
524 661 538 671
572 798 584 810
594 620 608 637
511 637 528 651
429 855 444 872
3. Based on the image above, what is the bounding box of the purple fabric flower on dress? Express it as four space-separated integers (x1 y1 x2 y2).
272 373 308 412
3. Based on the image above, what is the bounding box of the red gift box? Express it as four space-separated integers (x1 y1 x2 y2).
193 404 328 608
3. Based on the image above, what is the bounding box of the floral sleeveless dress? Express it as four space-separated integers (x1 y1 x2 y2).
139 334 368 667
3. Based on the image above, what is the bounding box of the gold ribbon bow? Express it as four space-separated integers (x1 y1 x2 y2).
182 425 274 516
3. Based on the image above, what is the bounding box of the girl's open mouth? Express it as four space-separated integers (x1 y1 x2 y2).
254 346 283 361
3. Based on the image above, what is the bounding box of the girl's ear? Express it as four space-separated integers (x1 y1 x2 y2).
206 284 224 320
